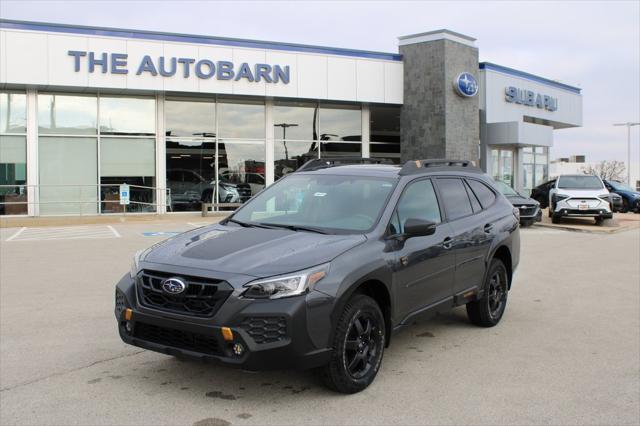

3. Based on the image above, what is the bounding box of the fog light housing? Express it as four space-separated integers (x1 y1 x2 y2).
232 343 244 356
124 322 132 333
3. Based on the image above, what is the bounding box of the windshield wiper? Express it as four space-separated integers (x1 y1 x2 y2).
259 223 329 234
225 218 274 229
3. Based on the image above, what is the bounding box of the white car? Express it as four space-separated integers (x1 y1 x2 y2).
548 174 614 225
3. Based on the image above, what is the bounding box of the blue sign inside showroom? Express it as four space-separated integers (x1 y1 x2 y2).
67 51 290 84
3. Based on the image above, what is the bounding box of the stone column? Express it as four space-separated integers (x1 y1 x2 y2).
398 30 480 163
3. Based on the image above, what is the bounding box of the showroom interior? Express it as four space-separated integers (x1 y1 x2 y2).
0 20 582 216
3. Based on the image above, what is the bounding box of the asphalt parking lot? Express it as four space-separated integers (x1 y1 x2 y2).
1 219 639 426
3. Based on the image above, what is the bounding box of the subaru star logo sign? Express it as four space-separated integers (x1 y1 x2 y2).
454 72 479 97
162 277 187 295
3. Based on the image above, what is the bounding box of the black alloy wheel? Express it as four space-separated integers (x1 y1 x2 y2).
467 258 509 327
344 312 381 380
321 294 385 393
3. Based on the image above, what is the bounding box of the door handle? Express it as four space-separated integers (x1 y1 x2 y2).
484 224 494 233
442 237 453 250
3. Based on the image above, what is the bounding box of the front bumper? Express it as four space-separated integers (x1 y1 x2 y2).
518 205 542 223
115 274 333 370
552 197 612 218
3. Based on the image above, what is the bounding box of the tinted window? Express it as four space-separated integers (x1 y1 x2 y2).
394 179 441 233
437 178 473 220
467 179 497 209
464 181 482 212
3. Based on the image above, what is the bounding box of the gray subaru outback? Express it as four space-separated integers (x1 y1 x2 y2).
116 158 520 393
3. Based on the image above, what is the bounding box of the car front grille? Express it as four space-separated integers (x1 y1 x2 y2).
136 270 233 318
133 322 221 355
240 316 288 344
516 205 537 216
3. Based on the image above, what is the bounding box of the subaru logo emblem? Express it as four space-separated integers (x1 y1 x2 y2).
162 277 187 294
454 72 478 97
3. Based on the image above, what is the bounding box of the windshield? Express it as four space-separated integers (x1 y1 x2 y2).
557 175 603 190
231 174 397 233
494 180 518 196
608 180 635 192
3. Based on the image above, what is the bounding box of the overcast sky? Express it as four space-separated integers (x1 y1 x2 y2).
1 0 639 166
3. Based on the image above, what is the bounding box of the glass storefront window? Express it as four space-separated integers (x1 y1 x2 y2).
522 146 549 191
320 104 361 142
0 135 27 215
218 140 266 200
99 97 155 136
275 141 317 179
165 99 215 138
38 94 97 135
490 148 514 187
38 136 98 215
166 139 216 212
320 142 362 158
273 102 318 141
218 100 265 139
100 138 156 213
0 93 27 133
370 105 400 162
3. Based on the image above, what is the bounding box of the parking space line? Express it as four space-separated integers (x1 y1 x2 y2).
107 225 121 238
6 225 118 242
5 227 27 242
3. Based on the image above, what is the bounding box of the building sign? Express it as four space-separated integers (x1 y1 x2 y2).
453 72 478 97
67 51 291 84
505 87 557 111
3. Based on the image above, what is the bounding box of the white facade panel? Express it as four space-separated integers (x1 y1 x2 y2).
327 57 356 101
296 54 328 99
87 37 127 89
0 28 403 104
384 62 403 104
126 40 164 91
480 68 582 128
162 43 199 93
232 48 266 96
356 60 384 103
5 31 48 85
197 45 233 95
48 35 88 87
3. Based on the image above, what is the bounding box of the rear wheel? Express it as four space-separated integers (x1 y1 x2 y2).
467 259 509 327
619 199 629 214
321 294 385 394
551 214 561 224
595 217 605 226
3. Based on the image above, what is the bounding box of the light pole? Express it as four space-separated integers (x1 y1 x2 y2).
613 122 640 185
274 123 298 160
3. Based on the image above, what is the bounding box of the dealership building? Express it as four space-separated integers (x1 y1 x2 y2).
0 20 583 216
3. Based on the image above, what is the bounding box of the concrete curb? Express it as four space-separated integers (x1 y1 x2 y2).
533 221 632 235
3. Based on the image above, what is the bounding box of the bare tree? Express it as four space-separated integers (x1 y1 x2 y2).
579 160 626 181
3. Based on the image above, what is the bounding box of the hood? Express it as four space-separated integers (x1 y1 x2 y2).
506 194 538 206
556 189 607 198
142 224 366 278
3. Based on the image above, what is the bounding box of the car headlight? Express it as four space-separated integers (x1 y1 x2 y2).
242 263 330 299
598 193 611 200
130 249 145 278
553 194 569 203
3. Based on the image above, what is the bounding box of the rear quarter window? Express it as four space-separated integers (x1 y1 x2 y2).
437 178 474 220
467 179 497 209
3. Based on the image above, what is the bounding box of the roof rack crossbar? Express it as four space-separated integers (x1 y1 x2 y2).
399 159 480 175
296 157 393 172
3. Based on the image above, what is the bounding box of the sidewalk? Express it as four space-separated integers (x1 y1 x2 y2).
535 209 640 234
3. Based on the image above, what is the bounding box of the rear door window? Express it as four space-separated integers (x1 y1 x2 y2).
467 179 497 209
393 179 441 233
437 178 474 221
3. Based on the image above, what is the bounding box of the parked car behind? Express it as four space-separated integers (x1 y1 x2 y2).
494 180 541 227
530 179 555 209
548 174 613 225
603 179 640 213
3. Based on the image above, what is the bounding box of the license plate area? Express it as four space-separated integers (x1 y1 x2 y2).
578 203 588 210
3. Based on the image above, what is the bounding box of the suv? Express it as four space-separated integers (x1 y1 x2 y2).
548 174 613 225
116 158 520 393
603 179 640 213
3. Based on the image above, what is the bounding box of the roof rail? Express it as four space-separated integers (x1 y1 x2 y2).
296 157 394 172
399 159 480 175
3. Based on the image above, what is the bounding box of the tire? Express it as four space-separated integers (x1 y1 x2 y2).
619 199 629 214
595 217 604 226
551 214 561 224
466 258 509 327
321 294 385 394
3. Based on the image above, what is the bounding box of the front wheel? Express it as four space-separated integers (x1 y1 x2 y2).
321 294 385 394
595 217 605 226
467 258 509 327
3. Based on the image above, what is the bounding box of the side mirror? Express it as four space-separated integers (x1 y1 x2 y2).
403 218 437 238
